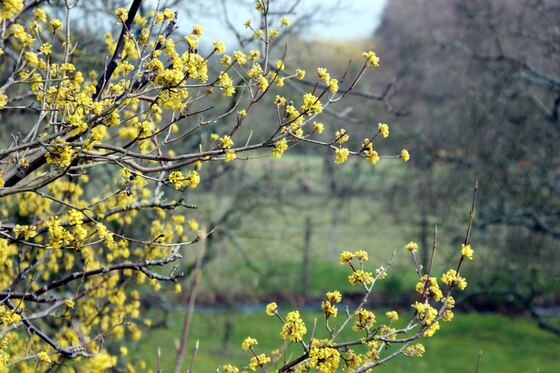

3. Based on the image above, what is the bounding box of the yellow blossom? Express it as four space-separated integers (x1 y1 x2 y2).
415 275 444 301
301 93 323 114
272 138 288 158
0 310 20 325
257 75 268 91
335 147 349 164
339 250 353 264
218 71 235 96
219 135 234 149
163 8 175 20
404 343 425 357
24 51 39 67
353 308 376 331
317 67 330 82
366 149 380 165
461 243 473 260
308 339 340 372
313 121 324 134
265 302 277 316
64 299 75 309
248 354 270 371
248 49 261 61
280 16 291 26
378 123 390 138
274 95 286 106
401 149 410 162
355 250 368 262
168 171 185 189
405 241 419 253
120 346 128 357
241 337 257 351
191 23 202 36
280 311 306 341
348 269 374 286
37 351 51 364
233 51 247 65
40 42 52 56
185 34 199 49
441 269 467 290
335 128 349 144
386 310 399 321
321 300 337 319
225 150 236 162
0 0 23 20
0 92 6 110
50 19 63 32
213 40 225 53
222 364 239 373
13 224 37 239
188 219 199 231
363 51 380 67
326 291 342 303
114 7 128 22
376 266 388 279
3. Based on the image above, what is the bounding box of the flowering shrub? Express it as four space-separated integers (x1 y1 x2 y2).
0 0 472 371
230 196 477 372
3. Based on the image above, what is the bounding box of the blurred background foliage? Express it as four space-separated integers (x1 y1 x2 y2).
2 0 559 370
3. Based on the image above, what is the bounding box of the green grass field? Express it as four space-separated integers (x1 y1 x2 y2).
129 309 560 372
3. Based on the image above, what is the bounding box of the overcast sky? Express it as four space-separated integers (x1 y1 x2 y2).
175 0 388 46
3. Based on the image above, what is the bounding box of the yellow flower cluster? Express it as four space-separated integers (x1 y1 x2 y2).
241 337 257 351
316 67 338 93
248 354 270 371
321 291 342 319
461 243 474 260
363 51 381 67
405 241 419 253
412 302 440 337
313 121 324 134
404 343 426 357
348 269 374 286
301 93 323 114
45 144 75 168
222 364 239 373
378 122 390 138
265 302 277 316
168 170 200 190
335 128 349 144
386 310 399 321
0 306 21 325
0 0 23 20
339 250 354 264
353 308 376 331
272 138 288 158
219 135 234 149
37 351 52 364
415 275 444 301
308 339 341 372
441 269 468 290
342 349 363 370
13 224 37 240
280 310 307 341
335 147 349 164
401 149 410 162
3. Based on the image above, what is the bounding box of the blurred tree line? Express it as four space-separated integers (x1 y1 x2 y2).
371 0 560 334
